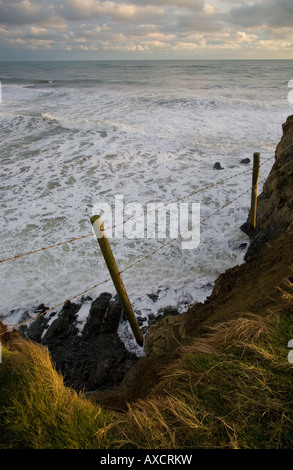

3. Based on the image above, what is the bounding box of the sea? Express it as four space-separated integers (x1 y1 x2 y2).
0 60 292 353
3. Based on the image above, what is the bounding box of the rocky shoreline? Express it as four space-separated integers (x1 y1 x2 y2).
18 294 136 392
16 292 180 393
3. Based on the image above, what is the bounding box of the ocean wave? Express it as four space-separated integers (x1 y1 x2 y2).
156 97 219 109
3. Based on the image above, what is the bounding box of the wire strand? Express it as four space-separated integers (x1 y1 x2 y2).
1 147 292 332
3 276 112 330
0 154 275 265
0 177 267 331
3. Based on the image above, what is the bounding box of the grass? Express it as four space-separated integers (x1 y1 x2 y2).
0 330 115 449
0 281 293 449
104 281 293 449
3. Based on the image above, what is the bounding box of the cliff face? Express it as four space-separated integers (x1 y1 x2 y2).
242 114 293 259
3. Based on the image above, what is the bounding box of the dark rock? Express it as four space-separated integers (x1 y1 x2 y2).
148 313 156 324
82 293 123 338
148 306 179 326
21 315 48 342
103 296 124 332
42 300 79 345
81 292 112 339
137 315 147 326
20 293 138 393
240 158 251 165
18 304 50 341
241 114 293 259
214 162 224 170
239 242 248 251
158 306 180 317
80 295 93 304
147 293 159 302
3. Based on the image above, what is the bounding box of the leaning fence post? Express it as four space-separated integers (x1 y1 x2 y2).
90 214 144 347
249 152 261 232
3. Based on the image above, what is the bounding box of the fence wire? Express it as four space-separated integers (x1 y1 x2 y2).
0 154 275 265
1 147 293 332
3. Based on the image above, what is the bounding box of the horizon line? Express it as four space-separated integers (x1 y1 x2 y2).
1 58 293 62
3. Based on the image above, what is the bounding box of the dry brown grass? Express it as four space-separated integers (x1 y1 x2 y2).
0 336 114 449
100 282 293 449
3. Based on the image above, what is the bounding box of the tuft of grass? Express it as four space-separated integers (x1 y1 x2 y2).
0 337 114 449
105 295 293 449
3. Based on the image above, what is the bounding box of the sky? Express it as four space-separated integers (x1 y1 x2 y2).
0 0 293 60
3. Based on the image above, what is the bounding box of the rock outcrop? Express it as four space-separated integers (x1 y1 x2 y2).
19 293 139 392
241 114 293 258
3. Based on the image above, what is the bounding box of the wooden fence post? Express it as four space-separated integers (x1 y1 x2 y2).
249 152 260 232
90 214 144 347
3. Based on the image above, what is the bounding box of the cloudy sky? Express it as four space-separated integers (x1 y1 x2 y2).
0 0 293 60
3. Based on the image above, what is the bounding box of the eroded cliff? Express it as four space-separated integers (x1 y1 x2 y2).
242 114 293 258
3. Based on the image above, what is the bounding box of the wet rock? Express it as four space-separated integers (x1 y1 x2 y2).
42 301 79 345
148 306 180 327
19 293 138 393
214 162 224 170
20 315 48 342
19 304 50 342
240 158 251 165
241 114 293 259
81 292 112 339
147 293 159 302
239 242 248 251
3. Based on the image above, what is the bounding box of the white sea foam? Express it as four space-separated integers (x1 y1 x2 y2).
0 60 292 352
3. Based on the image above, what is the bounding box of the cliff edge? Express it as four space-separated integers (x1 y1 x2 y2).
241 114 293 258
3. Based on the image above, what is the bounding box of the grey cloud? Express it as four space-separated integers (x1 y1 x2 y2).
0 0 55 25
0 0 208 25
56 0 166 23
229 0 293 29
171 11 223 34
0 0 220 32
125 0 205 10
